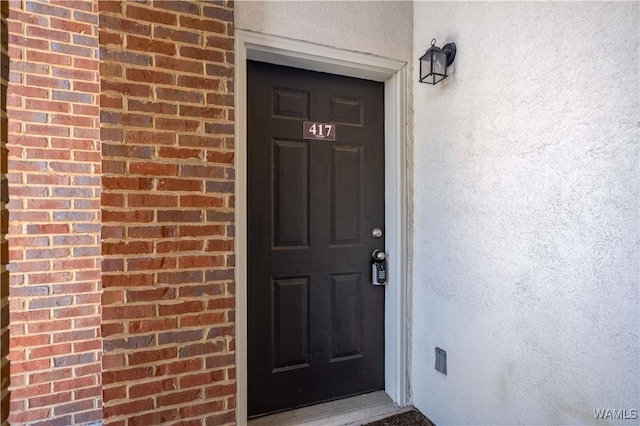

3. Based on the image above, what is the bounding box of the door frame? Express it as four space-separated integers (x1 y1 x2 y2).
234 30 409 424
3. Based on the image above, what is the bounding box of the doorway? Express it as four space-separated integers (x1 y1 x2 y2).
235 30 409 425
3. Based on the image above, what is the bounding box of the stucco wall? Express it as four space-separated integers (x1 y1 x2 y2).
412 2 639 425
235 0 413 63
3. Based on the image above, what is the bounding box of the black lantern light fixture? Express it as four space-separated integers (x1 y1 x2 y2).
419 38 457 85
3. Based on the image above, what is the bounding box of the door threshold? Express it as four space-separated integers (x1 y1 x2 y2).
247 391 407 426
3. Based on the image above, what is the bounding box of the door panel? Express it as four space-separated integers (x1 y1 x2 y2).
331 145 362 245
330 272 363 361
272 277 310 371
248 61 385 417
273 140 310 248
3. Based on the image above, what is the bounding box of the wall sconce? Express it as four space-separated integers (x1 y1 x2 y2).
419 38 457 85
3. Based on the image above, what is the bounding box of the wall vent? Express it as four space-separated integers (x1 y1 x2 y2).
435 347 447 375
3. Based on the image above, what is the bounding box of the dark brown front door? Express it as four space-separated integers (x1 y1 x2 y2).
247 60 385 417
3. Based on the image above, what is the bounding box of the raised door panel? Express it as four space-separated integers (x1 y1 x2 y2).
272 277 310 371
330 273 363 362
273 140 310 249
331 145 363 246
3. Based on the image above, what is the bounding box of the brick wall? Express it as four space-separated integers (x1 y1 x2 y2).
5 0 103 424
99 1 236 424
1 0 10 424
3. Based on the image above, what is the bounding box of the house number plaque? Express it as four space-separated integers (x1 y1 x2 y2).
303 121 336 141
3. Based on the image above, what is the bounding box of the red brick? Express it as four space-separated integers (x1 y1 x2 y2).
129 161 177 176
125 129 175 145
127 194 177 208
28 391 73 409
98 0 122 14
179 401 224 419
178 255 224 269
102 289 124 306
54 398 95 416
179 370 225 389
52 376 95 392
102 273 152 288
205 239 234 252
53 305 97 319
157 389 201 408
179 225 225 238
205 411 235 426
180 105 225 120
207 297 235 310
127 99 177 115
101 80 151 98
103 398 153 418
180 312 226 328
206 151 234 164
103 385 126 402
128 318 177 334
154 26 200 44
158 300 205 317
126 257 177 271
155 87 203 104
177 75 222 90
179 15 225 33
156 210 202 223
178 135 224 148
102 367 153 385
29 343 71 359
10 383 52 400
52 329 97 344
155 56 203 75
127 35 175 56
10 335 49 348
29 272 73 284
155 117 200 132
157 178 202 192
25 50 72 66
99 15 149 36
73 57 100 71
28 368 73 386
101 193 124 207
126 5 177 25
127 225 177 239
126 68 174 85
24 124 70 137
99 30 122 46
102 305 154 321
101 210 153 223
73 339 102 353
205 384 236 399
206 35 233 51
7 408 49 424
9 358 51 374
128 347 177 366
127 409 178 426
102 354 125 370
129 378 176 399
158 147 200 160
180 195 224 208
126 287 175 303
155 359 202 377
102 241 153 255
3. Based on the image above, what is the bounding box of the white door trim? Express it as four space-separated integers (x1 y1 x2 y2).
234 30 409 425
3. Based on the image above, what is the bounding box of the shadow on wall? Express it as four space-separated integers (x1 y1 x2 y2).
0 0 10 424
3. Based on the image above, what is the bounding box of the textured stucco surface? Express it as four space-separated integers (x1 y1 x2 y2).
412 2 639 425
235 0 413 63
